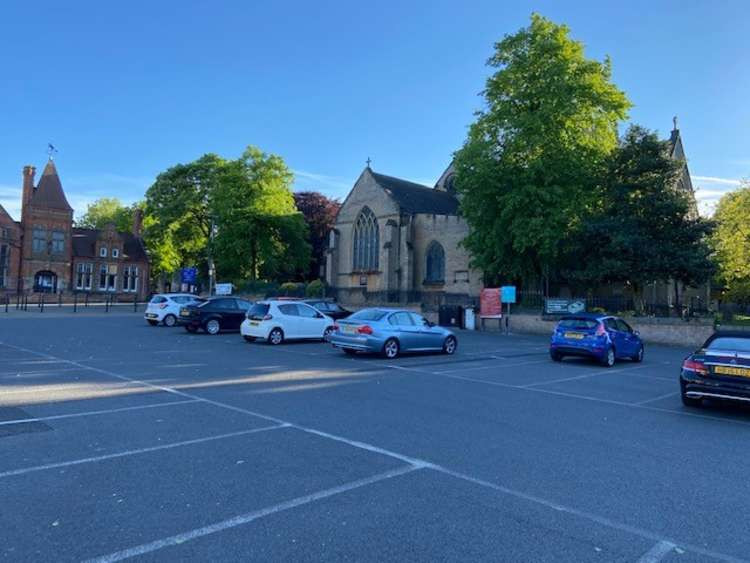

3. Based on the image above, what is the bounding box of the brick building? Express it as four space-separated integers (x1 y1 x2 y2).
0 159 150 299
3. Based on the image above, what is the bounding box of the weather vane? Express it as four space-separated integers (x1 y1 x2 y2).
47 143 58 160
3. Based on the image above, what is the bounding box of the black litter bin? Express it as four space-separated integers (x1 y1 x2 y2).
438 305 464 328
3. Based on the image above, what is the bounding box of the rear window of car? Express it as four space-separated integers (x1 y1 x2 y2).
247 304 270 319
706 337 750 353
349 309 388 321
150 296 167 304
558 318 598 330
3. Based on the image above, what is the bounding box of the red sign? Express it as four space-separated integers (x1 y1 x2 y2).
480 288 502 318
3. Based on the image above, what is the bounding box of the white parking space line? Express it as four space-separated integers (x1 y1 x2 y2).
0 381 141 396
435 358 551 374
0 424 287 479
0 367 81 377
160 363 207 369
85 465 421 563
0 398 201 426
521 363 657 388
634 392 680 406
637 540 677 562
1 341 744 562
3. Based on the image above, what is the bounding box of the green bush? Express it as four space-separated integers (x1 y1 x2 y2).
278 282 305 297
305 280 325 298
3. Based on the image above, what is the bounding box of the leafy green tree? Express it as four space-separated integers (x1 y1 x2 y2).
77 198 135 231
454 13 631 286
563 125 714 309
210 146 311 282
712 183 750 303
143 154 225 279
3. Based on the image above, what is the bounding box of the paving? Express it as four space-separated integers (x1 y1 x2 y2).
1 312 749 562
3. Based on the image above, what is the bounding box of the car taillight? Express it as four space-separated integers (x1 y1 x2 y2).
263 314 273 321
595 323 607 337
332 324 340 332
159 303 168 309
357 325 373 335
683 358 708 375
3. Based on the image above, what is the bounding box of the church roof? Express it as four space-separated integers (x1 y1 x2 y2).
370 170 459 215
32 160 73 212
71 228 148 262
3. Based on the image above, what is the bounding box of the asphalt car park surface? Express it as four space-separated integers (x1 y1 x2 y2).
1 313 750 562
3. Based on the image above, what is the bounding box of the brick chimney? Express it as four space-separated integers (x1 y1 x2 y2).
22 165 36 215
132 207 143 237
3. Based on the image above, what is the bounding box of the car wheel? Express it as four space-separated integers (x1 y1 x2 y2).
268 328 284 345
601 347 616 367
681 381 702 407
382 338 399 359
185 325 197 333
632 345 644 363
443 336 457 355
163 314 177 327
243 335 256 342
323 326 334 341
550 350 563 362
205 319 221 335
147 320 158 326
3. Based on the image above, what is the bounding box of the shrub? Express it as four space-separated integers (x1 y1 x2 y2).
278 282 305 297
306 280 325 298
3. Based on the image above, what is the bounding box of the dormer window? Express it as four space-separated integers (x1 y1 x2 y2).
112 248 119 258
100 247 108 257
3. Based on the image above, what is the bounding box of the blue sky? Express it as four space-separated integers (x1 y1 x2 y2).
1 0 748 219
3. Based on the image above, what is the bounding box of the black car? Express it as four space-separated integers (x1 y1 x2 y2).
680 331 750 407
178 297 254 334
303 299 351 321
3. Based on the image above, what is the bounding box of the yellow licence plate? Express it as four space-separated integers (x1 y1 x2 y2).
564 332 585 340
181 311 190 316
714 365 750 377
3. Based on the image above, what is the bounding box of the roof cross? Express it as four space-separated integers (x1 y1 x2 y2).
366 157 372 168
47 143 58 160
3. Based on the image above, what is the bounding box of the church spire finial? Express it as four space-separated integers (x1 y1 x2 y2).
47 143 58 160
366 157 371 169
672 116 678 131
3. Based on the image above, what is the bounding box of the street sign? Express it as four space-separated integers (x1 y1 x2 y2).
181 267 197 284
215 283 233 296
501 286 516 304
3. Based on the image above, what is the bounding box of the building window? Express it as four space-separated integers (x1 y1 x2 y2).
99 264 117 291
122 265 138 292
0 227 8 240
33 227 47 253
0 244 8 288
76 263 93 290
353 207 379 271
112 248 119 258
51 231 65 254
100 247 108 257
425 241 445 283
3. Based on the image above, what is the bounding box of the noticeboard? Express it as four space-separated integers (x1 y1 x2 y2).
480 288 502 318
215 283 233 296
544 298 586 315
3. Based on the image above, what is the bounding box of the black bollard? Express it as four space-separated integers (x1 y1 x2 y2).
59 292 62 308
4 295 8 313
73 292 78 313
40 293 45 313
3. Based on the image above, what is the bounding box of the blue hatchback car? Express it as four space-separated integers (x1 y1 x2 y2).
549 313 644 367
330 308 458 359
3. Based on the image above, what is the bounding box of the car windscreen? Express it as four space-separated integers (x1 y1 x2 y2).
706 337 750 353
348 309 388 321
247 303 270 320
557 318 598 330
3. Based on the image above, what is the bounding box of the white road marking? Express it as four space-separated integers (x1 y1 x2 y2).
0 381 141 396
634 392 680 406
0 341 744 562
0 367 81 377
0 399 200 426
435 358 551 374
522 363 655 388
637 540 676 562
84 465 420 563
160 363 206 369
0 424 287 479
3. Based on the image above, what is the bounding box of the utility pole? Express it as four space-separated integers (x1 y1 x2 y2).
208 218 216 296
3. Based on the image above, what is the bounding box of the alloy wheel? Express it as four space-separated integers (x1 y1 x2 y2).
269 328 283 345
384 339 399 359
163 314 176 327
443 336 457 355
206 319 220 335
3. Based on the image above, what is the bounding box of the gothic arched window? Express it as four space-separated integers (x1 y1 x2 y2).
353 207 379 271
425 241 445 283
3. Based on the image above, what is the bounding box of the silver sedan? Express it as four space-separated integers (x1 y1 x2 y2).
329 308 458 359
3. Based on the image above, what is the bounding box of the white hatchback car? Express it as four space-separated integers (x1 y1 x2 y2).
241 300 335 344
145 294 205 327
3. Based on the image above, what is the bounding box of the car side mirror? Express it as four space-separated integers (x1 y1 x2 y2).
633 330 640 336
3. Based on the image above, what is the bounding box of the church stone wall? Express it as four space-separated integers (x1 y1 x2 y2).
412 213 482 297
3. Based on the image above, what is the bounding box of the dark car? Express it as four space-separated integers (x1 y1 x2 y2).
680 331 750 407
549 313 644 367
303 299 351 321
178 297 254 334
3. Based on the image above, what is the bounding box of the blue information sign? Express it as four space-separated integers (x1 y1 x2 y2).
181 267 197 284
500 286 516 304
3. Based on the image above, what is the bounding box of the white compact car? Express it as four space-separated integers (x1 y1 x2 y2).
241 300 334 344
145 294 205 327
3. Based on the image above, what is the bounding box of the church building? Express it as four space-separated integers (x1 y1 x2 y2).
0 159 150 299
325 163 480 309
